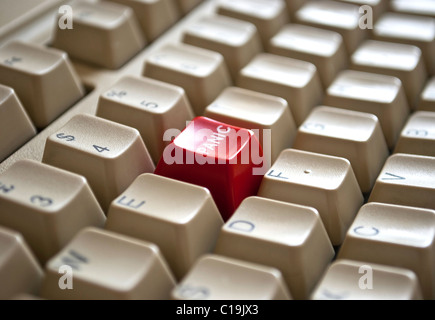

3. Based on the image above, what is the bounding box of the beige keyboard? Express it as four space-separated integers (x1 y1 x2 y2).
1 0 435 302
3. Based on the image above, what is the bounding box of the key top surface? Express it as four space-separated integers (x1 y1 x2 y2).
41 227 176 300
257 148 364 246
373 12 435 75
182 14 263 81
268 23 348 87
311 259 423 300
172 254 292 300
51 0 146 69
324 70 410 149
237 53 323 126
293 106 389 193
0 41 84 129
96 75 194 164
143 43 232 116
214 196 334 300
42 114 155 212
0 159 106 264
419 76 435 112
0 226 44 300
0 84 36 162
368 153 435 210
216 0 289 47
337 202 435 300
350 40 428 109
154 116 266 221
105 173 224 280
204 86 297 164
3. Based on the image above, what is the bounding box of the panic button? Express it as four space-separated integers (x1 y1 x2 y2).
155 116 266 221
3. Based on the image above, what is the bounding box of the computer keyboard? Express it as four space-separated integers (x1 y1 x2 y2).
0 0 435 303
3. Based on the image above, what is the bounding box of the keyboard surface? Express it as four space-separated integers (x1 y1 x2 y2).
1 0 435 301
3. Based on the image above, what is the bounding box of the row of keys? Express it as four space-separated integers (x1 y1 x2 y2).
1 181 434 299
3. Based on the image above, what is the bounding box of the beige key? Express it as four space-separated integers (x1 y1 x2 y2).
51 1 145 69
268 24 348 87
104 0 180 41
293 106 389 193
203 86 297 164
0 226 44 300
368 153 435 210
143 43 232 116
182 14 263 80
294 0 368 54
0 41 84 129
96 76 194 164
285 0 308 18
394 111 435 157
337 202 435 300
257 149 364 246
323 70 410 149
176 0 203 14
373 13 435 75
0 160 106 264
337 0 389 21
105 173 224 280
40 227 176 300
0 85 36 162
311 259 423 300
237 53 323 126
214 196 334 300
350 40 428 109
419 76 435 112
42 114 155 212
390 0 435 19
172 254 292 300
216 0 289 47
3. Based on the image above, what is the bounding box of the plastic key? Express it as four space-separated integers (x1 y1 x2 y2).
154 116 266 221
172 254 292 300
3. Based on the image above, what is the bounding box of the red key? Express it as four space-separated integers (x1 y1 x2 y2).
155 116 266 221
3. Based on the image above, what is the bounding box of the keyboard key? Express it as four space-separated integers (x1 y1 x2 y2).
237 53 323 126
257 149 364 246
96 75 194 164
368 153 435 210
268 23 348 87
172 254 292 300
105 173 224 280
104 0 180 41
51 1 145 69
0 159 106 264
204 86 297 164
293 106 389 193
0 85 36 162
143 43 232 116
394 111 435 157
216 0 289 47
373 12 435 75
40 227 176 300
323 70 410 149
0 41 84 129
285 0 308 18
350 40 428 109
182 14 263 80
0 226 44 300
311 259 423 300
419 76 435 112
294 0 368 54
337 202 435 300
214 196 334 300
154 116 266 221
42 114 155 212
390 0 435 18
